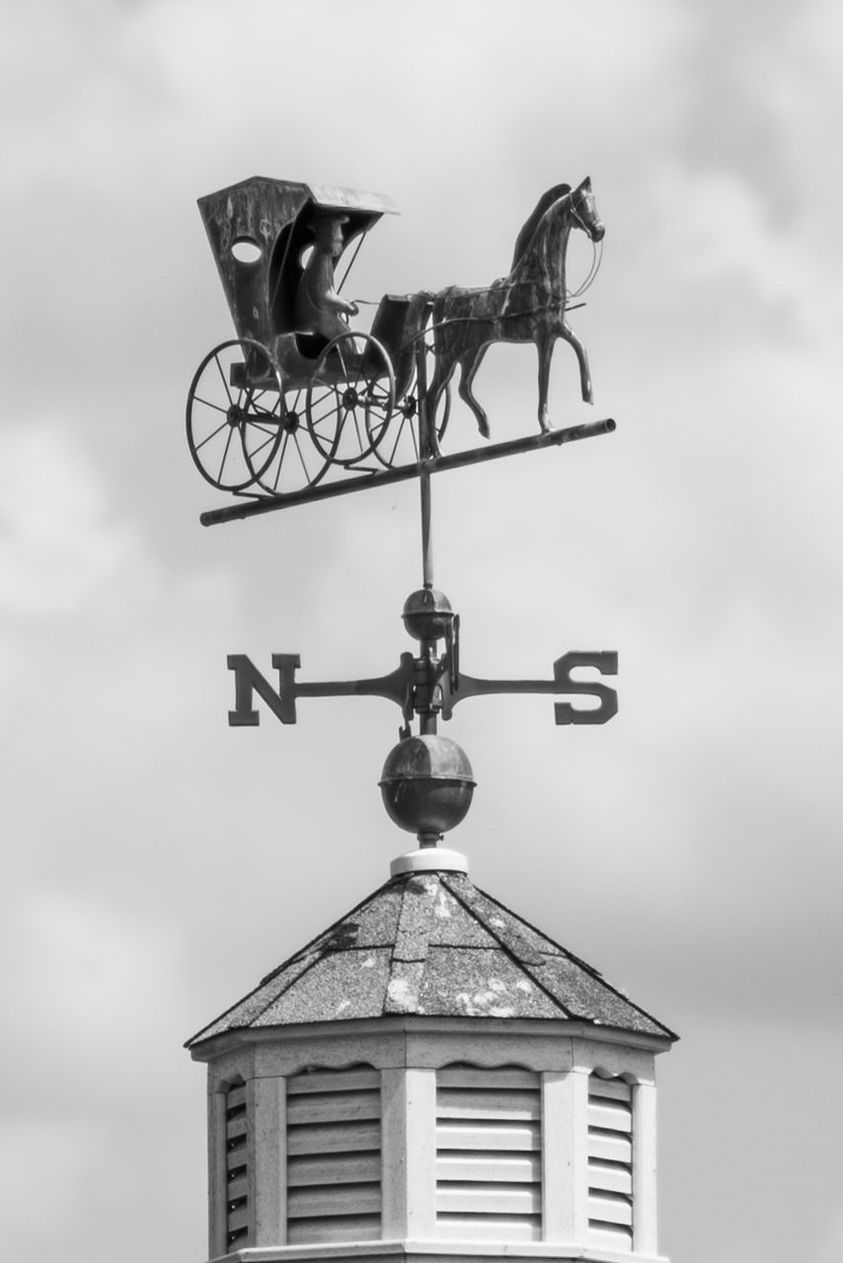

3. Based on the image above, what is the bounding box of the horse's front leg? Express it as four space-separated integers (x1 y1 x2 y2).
536 330 555 432
559 321 593 403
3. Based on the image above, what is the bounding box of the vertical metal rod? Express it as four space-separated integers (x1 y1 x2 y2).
419 469 437 736
416 307 435 592
416 306 437 738
420 467 434 590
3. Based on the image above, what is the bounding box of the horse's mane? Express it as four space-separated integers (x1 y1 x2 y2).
510 183 571 270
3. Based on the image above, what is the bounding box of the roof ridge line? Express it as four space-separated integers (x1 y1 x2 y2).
472 882 605 979
185 876 396 1047
470 881 677 1041
258 876 396 985
383 873 442 1015
440 874 578 1021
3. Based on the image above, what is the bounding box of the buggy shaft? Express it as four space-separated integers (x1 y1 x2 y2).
199 418 615 527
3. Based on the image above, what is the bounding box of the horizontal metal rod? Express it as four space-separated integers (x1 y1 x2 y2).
199 417 616 527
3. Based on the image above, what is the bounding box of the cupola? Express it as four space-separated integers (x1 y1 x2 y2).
185 171 672 1263
187 849 675 1263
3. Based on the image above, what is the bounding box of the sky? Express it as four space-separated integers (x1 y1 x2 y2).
2 2 842 1261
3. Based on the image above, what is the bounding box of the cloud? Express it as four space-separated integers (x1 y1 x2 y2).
2 5 843 1263
0 423 143 618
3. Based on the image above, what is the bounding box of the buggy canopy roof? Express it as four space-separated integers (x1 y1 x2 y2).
198 176 398 345
198 176 397 251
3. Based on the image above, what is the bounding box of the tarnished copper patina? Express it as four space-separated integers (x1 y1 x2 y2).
428 177 605 438
187 176 610 515
379 734 475 844
189 176 618 845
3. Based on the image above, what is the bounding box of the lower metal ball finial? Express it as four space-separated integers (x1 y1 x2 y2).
379 734 475 846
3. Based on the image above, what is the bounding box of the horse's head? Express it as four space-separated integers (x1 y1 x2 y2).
570 176 605 242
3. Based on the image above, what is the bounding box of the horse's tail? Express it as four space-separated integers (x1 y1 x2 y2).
391 290 435 398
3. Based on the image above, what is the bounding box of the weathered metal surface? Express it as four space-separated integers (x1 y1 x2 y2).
225 642 617 729
198 177 396 351
293 213 359 342
380 734 476 840
189 178 610 511
402 588 455 643
185 871 677 1048
427 177 605 437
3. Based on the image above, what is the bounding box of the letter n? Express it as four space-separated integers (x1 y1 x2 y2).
227 654 300 726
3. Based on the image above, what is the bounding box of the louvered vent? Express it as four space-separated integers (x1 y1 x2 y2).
588 1074 633 1253
435 1065 542 1242
225 1081 250 1250
286 1066 382 1244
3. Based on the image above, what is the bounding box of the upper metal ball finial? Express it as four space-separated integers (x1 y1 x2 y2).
402 588 455 644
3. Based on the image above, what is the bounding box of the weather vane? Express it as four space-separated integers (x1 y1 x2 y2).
187 175 617 854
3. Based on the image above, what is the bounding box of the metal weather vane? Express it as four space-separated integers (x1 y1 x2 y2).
187 175 618 849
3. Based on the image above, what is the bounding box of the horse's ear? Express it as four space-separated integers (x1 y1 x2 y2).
579 175 592 190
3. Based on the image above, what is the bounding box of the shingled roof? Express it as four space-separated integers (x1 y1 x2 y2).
186 869 676 1048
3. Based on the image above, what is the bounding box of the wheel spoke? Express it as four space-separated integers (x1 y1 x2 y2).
270 433 290 492
349 410 365 451
309 400 338 427
214 354 234 406
390 417 414 466
194 418 229 452
292 431 311 478
309 385 335 409
247 430 277 461
193 395 228 414
247 419 279 438
217 426 235 484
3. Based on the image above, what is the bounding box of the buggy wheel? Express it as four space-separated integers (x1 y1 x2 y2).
305 333 396 468
367 364 451 469
244 384 333 495
186 339 281 491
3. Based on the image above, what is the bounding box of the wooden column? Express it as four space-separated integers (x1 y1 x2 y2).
251 1075 287 1245
541 1069 589 1243
207 1090 228 1260
381 1067 436 1240
632 1081 658 1255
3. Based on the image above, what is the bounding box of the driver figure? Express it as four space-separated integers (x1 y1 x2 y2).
294 213 359 344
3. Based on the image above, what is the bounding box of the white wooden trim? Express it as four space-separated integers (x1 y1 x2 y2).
214 1241 671 1262
381 1066 436 1239
253 1076 286 1245
208 1089 228 1259
192 1017 672 1068
208 1046 255 1093
632 1081 658 1255
539 1070 588 1243
571 1039 655 1086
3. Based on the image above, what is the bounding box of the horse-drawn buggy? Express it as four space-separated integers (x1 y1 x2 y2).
187 176 605 498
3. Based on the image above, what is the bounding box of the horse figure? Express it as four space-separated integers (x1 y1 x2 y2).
427 177 605 440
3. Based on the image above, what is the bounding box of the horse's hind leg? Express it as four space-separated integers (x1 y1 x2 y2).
458 342 491 438
559 322 593 403
426 351 455 456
